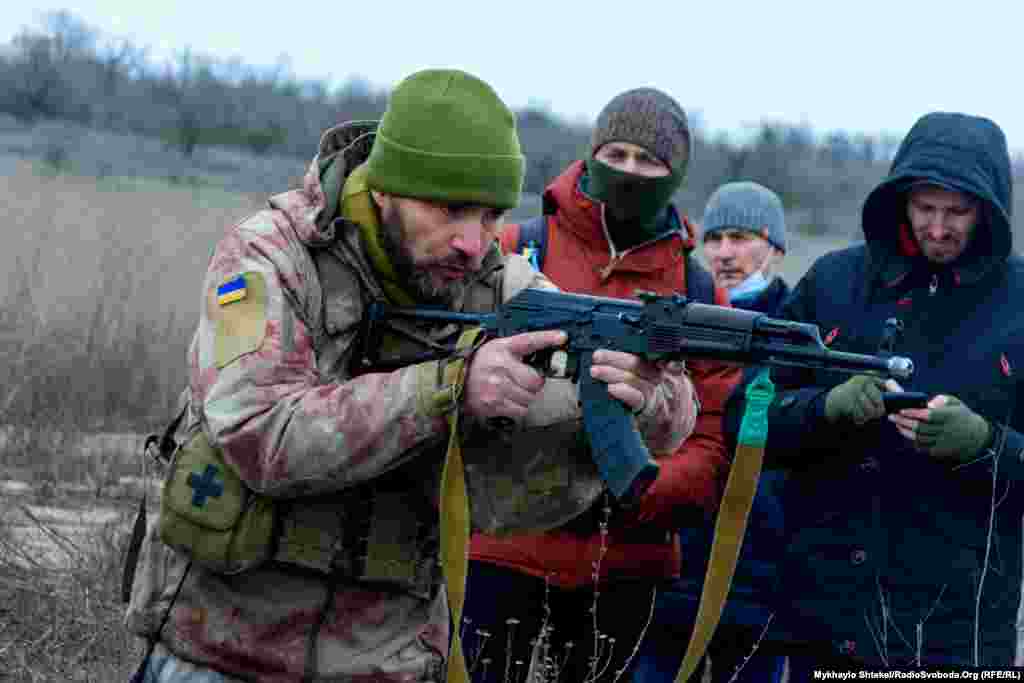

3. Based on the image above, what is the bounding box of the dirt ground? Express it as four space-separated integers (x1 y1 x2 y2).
0 474 151 681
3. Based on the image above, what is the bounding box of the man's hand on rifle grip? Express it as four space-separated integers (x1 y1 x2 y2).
463 330 565 421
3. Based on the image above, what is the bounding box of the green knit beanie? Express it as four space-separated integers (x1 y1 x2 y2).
364 69 525 209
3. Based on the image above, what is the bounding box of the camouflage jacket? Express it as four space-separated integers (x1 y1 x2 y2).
124 122 694 682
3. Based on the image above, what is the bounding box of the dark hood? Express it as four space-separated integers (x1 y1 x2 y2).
861 112 1013 287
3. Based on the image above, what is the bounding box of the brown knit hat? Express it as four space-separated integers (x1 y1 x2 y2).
591 88 691 175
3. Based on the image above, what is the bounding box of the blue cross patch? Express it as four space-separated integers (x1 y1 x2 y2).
187 464 224 507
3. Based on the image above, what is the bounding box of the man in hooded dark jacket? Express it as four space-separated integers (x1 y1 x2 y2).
723 111 1024 672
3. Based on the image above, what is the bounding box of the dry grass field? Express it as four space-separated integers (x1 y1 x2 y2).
0 158 266 681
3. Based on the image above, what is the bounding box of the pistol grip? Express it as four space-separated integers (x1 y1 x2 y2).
578 353 660 505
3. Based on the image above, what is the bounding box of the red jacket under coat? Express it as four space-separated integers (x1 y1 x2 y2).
468 160 741 588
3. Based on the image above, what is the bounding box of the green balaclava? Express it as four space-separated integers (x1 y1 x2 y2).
364 68 525 210
583 88 691 249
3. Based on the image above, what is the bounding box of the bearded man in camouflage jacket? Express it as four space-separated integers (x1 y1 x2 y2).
123 68 698 683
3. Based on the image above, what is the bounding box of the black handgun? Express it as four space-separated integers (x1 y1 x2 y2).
881 391 930 413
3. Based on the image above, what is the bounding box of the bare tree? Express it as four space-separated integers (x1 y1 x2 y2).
0 7 906 236
823 130 854 167
3 31 69 120
855 133 878 164
95 38 148 126
44 10 97 60
150 48 223 157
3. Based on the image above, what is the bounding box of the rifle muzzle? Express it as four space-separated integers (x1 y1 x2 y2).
886 356 914 381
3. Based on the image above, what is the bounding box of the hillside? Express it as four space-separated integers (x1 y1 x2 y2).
0 10 917 239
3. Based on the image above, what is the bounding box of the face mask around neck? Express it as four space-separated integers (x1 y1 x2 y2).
583 157 682 238
728 269 771 303
728 245 778 303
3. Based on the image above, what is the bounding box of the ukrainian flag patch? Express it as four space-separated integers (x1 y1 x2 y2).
217 275 247 306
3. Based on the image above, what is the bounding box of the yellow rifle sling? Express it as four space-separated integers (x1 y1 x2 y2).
440 327 486 683
673 369 774 683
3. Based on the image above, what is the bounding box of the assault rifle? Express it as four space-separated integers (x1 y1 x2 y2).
365 288 914 505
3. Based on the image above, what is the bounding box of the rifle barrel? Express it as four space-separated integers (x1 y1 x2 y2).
752 342 914 380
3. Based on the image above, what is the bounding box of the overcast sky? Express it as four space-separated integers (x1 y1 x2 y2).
5 1 1020 150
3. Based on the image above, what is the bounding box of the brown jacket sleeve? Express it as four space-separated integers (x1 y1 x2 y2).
191 215 454 497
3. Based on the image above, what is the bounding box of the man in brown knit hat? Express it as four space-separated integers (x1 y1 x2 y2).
461 88 740 683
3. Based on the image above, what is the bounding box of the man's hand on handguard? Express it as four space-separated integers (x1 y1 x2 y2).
590 352 692 453
588 351 686 418
824 375 888 425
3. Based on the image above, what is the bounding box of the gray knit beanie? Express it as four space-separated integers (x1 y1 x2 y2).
591 88 691 176
701 181 787 253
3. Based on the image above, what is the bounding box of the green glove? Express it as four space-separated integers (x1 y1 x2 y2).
916 396 991 463
824 375 888 425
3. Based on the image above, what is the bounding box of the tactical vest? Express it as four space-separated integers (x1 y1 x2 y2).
157 239 603 601
315 243 604 542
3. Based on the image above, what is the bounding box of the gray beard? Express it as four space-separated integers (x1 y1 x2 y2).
377 211 467 308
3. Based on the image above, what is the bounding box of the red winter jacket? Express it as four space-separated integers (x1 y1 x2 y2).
468 161 741 588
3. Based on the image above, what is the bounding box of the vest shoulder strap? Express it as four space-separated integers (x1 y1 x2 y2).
513 215 549 272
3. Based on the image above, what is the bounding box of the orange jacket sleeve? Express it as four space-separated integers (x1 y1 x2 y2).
632 284 741 525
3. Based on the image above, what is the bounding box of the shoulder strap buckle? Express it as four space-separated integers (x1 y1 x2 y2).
514 215 549 272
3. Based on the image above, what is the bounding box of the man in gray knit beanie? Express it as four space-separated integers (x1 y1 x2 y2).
633 180 793 683
701 180 790 311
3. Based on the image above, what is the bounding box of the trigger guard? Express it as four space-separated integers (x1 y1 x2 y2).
548 350 571 379
525 348 574 379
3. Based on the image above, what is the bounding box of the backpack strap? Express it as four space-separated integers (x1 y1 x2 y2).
513 215 549 272
124 403 195 681
121 403 188 604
